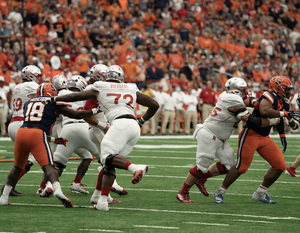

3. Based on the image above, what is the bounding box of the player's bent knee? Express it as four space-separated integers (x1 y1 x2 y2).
54 161 66 176
102 166 116 177
104 154 117 167
189 166 204 179
216 162 229 174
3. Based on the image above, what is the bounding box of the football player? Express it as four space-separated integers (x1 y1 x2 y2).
214 76 300 204
0 83 101 207
176 77 280 203
46 65 159 211
4 65 40 196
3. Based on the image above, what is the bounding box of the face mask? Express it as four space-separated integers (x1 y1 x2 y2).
138 62 143 66
176 87 181 92
159 50 163 54
51 50 56 54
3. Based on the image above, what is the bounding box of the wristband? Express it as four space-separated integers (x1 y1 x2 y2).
91 108 98 115
97 121 107 130
50 137 55 143
139 117 146 124
279 134 286 138
279 111 288 117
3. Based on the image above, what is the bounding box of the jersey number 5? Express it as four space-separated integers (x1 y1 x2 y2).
25 102 45 122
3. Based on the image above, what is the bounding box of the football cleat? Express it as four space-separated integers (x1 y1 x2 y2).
0 197 9 205
111 187 128 196
285 167 300 177
40 182 53 197
196 178 209 197
90 193 100 204
93 197 109 211
252 191 277 204
108 195 122 204
176 191 193 203
132 165 148 184
70 182 89 194
54 190 73 208
214 188 225 204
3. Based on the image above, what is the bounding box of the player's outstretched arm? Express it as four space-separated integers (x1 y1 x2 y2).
136 92 159 122
57 106 98 119
55 89 98 102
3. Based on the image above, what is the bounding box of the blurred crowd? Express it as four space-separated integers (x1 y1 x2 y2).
0 0 299 135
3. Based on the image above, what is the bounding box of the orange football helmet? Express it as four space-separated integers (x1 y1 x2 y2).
268 76 293 102
37 83 57 97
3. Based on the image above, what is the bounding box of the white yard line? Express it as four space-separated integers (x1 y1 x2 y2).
10 203 299 221
233 219 275 224
183 222 229 226
79 229 123 232
133 225 179 230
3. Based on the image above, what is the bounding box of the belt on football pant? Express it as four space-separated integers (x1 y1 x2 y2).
21 126 42 129
64 121 86 125
115 114 136 120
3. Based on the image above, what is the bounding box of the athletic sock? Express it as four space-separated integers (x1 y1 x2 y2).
95 169 103 191
181 182 192 193
256 185 267 195
74 175 82 183
52 181 62 192
1 185 12 199
40 181 46 189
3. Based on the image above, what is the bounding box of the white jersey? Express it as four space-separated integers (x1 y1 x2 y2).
59 89 86 126
91 81 139 124
203 92 246 141
11 82 39 119
85 84 107 123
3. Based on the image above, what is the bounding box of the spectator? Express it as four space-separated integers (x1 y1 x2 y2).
76 47 90 77
172 84 186 133
122 55 138 83
252 64 264 83
161 86 176 135
0 76 7 136
146 59 164 89
183 86 198 135
32 18 48 41
0 21 11 46
199 80 216 122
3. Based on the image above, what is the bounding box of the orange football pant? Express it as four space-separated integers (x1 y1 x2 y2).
236 128 286 174
14 128 54 169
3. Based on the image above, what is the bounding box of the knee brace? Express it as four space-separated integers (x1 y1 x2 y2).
216 162 228 174
25 161 34 172
54 161 66 176
102 166 116 178
105 154 117 167
189 166 204 179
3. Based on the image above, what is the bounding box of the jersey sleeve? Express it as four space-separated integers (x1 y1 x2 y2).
84 99 98 110
25 82 39 95
222 94 245 108
261 91 276 104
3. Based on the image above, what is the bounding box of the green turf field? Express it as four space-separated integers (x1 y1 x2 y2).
0 135 299 233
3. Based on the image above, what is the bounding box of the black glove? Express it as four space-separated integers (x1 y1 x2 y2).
95 104 102 113
286 111 300 120
43 97 56 105
137 117 145 128
280 135 287 153
296 97 300 108
54 137 68 147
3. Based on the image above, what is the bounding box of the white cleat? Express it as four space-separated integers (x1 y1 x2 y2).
54 190 73 208
132 165 148 184
93 198 109 211
252 191 276 204
0 197 9 205
70 182 89 194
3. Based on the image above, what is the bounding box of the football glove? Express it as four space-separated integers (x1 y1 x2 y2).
280 135 287 153
281 111 300 120
54 137 68 147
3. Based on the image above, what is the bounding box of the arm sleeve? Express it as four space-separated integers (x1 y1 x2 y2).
276 118 285 135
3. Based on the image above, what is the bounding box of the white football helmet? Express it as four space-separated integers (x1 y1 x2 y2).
52 74 68 91
68 75 87 92
108 65 124 83
21 65 42 83
90 64 109 81
225 77 249 99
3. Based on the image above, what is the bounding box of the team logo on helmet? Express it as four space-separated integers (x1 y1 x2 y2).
37 83 57 97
